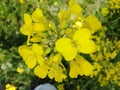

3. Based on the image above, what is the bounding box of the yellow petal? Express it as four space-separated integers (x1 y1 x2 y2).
17 67 24 74
76 55 93 76
73 28 91 42
32 8 43 22
32 8 48 24
48 64 66 82
77 40 96 54
24 13 32 26
20 25 33 35
48 67 56 79
33 23 45 32
32 44 43 55
58 10 70 28
58 10 70 22
85 15 101 34
18 45 33 57
73 28 96 54
36 55 44 65
70 4 82 16
25 56 37 68
68 0 74 7
52 53 62 62
69 60 80 78
55 73 66 82
55 38 77 61
34 65 48 79
30 36 41 42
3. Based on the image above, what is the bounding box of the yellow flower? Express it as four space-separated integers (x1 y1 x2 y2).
69 55 93 78
32 8 49 31
17 67 24 74
58 3 82 28
55 28 96 61
55 38 77 61
32 8 48 24
73 28 96 54
19 0 24 4
85 15 101 34
18 44 44 68
76 55 93 76
101 7 109 16
58 10 70 28
57 84 64 90
40 0 43 3
5 84 17 90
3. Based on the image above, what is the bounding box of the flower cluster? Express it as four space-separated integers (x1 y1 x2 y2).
101 0 120 16
18 0 102 82
90 26 120 86
98 62 120 86
107 0 120 9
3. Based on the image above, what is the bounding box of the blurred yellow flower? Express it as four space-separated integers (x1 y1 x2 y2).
70 4 82 17
40 0 43 3
5 84 17 90
101 7 109 16
19 0 24 4
58 10 70 28
57 84 64 90
17 67 24 74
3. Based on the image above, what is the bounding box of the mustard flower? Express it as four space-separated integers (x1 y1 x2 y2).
55 28 96 61
57 84 64 90
17 67 24 74
48 63 66 82
19 0 24 4
69 55 93 78
18 44 44 68
18 0 103 83
20 8 48 45
5 84 17 90
101 7 109 16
